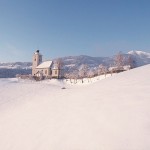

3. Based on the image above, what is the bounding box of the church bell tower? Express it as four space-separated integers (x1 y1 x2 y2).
32 50 42 76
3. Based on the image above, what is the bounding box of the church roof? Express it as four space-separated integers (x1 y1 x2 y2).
36 61 53 69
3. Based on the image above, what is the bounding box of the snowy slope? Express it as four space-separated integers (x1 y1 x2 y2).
0 65 150 150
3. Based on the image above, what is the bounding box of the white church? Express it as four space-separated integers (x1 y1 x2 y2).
32 50 63 79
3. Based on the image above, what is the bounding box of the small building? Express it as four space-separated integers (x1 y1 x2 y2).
32 50 63 79
52 63 64 79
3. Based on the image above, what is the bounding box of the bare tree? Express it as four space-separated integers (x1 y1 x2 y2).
54 58 63 69
104 66 108 77
64 69 78 84
98 64 107 78
109 64 113 76
114 51 124 71
98 64 104 75
87 69 95 82
78 64 88 83
72 69 79 83
64 73 69 81
68 72 74 83
54 58 64 78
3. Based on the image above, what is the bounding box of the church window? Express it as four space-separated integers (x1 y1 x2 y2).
45 70 47 74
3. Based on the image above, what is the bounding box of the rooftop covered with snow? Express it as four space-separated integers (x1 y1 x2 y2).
36 61 53 69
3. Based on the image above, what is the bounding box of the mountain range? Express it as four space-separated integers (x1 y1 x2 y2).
0 50 150 78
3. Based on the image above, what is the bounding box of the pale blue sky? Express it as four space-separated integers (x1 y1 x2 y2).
0 0 150 61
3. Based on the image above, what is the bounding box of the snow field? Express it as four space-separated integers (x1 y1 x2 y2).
0 65 150 150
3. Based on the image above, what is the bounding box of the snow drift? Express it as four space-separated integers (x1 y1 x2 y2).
0 64 150 150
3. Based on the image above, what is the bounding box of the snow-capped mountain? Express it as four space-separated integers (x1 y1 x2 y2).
128 50 150 66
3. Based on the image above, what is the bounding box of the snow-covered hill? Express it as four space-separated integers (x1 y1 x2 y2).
0 62 32 78
0 64 150 150
0 62 32 69
59 55 112 71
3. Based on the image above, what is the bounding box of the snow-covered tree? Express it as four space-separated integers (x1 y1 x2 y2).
78 64 88 83
71 69 79 83
54 58 63 70
64 69 79 84
98 64 105 75
54 58 64 78
114 52 124 71
87 69 95 82
98 64 107 77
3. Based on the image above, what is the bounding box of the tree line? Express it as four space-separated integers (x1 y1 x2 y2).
61 52 135 83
